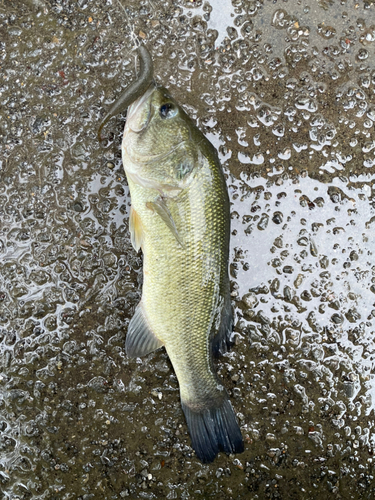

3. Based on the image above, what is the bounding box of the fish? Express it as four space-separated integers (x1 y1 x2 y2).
100 45 244 463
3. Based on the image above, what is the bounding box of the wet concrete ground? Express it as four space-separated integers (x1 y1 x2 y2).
1 0 375 498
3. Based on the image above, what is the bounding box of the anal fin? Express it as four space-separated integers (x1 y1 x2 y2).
126 303 163 358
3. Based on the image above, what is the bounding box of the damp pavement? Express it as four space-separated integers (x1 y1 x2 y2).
1 0 375 498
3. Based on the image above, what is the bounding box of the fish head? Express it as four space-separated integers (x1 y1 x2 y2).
122 84 202 194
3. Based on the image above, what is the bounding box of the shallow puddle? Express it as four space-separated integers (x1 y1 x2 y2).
1 0 375 498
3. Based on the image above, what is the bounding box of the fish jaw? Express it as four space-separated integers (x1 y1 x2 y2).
126 83 156 133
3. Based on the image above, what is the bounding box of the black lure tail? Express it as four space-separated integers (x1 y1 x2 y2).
181 398 244 463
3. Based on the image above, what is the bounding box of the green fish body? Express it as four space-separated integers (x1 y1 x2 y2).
122 84 244 462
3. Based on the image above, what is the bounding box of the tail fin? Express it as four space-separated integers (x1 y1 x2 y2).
181 398 244 463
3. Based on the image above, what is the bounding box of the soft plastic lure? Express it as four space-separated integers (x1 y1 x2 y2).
97 45 153 142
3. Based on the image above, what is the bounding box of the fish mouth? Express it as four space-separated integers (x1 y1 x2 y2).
126 83 156 133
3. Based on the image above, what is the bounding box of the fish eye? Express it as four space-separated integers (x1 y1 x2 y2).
159 103 176 119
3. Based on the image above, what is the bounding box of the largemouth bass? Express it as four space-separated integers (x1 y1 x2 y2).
100 46 244 462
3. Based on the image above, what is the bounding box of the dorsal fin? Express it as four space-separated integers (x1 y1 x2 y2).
211 278 233 357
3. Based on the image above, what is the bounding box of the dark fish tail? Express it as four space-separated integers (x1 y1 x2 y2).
98 44 154 142
181 397 244 463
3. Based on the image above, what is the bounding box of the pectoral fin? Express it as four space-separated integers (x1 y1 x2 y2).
146 199 184 247
129 206 144 252
126 303 163 358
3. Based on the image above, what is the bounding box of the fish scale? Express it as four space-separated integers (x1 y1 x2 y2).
129 166 223 403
